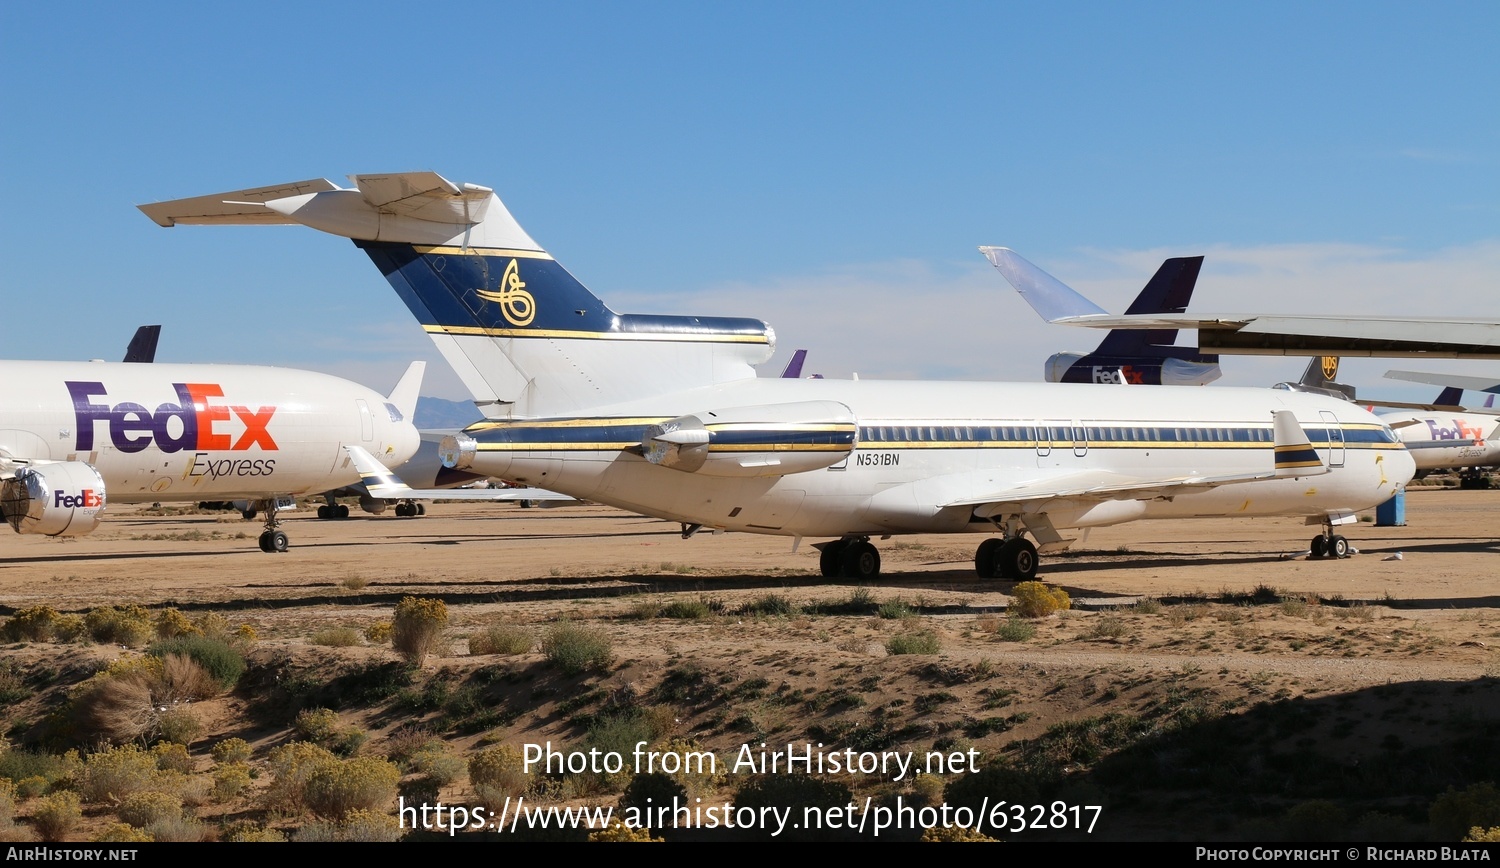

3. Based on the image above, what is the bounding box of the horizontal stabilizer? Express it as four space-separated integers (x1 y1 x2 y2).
1386 370 1500 395
980 247 1109 323
138 179 338 226
343 445 572 502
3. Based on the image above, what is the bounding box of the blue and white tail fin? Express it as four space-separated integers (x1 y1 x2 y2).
141 173 775 418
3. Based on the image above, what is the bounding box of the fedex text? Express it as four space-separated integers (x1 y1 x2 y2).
67 381 278 454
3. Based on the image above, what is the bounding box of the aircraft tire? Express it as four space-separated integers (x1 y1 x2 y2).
1329 535 1350 559
336 504 350 519
395 503 410 517
416 503 426 515
974 538 1002 579
998 538 1038 581
819 541 848 578
317 506 330 519
1309 534 1328 559
242 509 257 520
841 541 880 580
269 530 289 553
257 531 273 553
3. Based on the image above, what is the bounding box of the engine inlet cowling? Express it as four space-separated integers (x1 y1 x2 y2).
1 462 107 536
640 400 858 478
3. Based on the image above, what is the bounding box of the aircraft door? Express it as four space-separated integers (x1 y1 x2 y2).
357 399 374 442
1318 410 1345 468
1072 422 1088 458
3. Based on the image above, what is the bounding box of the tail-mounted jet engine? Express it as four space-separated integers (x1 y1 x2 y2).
641 401 857 477
1 462 108 536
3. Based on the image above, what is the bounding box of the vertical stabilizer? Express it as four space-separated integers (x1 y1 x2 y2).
140 173 776 418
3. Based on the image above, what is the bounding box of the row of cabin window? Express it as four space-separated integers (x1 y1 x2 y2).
854 425 1289 444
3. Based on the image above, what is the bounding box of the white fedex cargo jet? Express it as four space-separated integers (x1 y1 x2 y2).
0 360 422 552
139 172 1414 578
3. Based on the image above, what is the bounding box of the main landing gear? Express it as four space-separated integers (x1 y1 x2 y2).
818 537 882 580
393 500 425 517
1309 517 1351 560
252 499 289 553
316 494 350 520
974 536 1039 581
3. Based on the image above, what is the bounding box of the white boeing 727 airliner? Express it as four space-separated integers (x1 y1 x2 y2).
0 360 422 551
139 172 1414 578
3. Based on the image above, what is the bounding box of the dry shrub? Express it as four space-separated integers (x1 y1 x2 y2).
409 743 465 787
294 708 366 756
151 743 193 774
32 791 82 841
159 654 220 701
338 808 402 842
468 745 528 801
2 606 66 642
589 820 662 842
85 605 155 648
156 708 203 747
224 823 286 842
392 597 448 665
94 823 153 843
154 609 200 640
118 791 181 828
211 738 252 766
263 742 339 813
1010 581 1071 618
303 756 401 819
542 621 613 675
73 671 158 745
79 744 161 804
211 763 252 802
145 814 209 842
467 624 534 656
364 622 393 644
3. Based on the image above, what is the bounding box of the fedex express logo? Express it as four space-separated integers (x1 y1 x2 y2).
67 382 278 454
56 490 102 509
1425 418 1488 442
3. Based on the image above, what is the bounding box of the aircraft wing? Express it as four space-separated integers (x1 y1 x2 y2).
983 246 1500 359
342 445 575 503
1386 370 1500 395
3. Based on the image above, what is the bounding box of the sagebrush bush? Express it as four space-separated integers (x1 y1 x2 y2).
408 743 465 787
85 605 155 648
1010 581 1071 618
468 745 527 795
153 608 200 640
212 763 252 802
293 708 366 756
32 791 82 842
303 756 401 819
392 597 448 665
156 707 203 746
542 621 612 675
467 624 534 656
364 622 393 644
264 742 340 813
211 738 252 765
151 742 193 774
589 820 662 842
93 822 154 843
3 605 67 642
148 635 245 690
886 630 941 655
80 744 161 804
118 791 182 828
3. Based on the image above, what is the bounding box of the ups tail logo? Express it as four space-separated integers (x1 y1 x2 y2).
1320 356 1339 381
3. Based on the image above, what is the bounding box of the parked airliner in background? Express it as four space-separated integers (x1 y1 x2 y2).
1038 255 1221 386
1 360 422 551
139 173 1414 577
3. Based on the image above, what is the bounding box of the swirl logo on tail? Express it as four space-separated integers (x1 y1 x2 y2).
476 259 536 327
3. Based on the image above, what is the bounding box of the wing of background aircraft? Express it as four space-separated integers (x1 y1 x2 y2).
983 247 1500 359
1386 370 1500 397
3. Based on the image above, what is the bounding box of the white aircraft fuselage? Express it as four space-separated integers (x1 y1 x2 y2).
0 360 420 542
1381 410 1500 472
453 377 1409 539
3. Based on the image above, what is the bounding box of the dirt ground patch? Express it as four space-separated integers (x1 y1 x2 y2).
2 486 1498 841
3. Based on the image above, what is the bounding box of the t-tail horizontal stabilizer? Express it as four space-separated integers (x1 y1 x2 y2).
142 173 776 418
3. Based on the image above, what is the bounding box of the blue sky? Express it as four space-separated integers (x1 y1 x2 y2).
3 1 1497 402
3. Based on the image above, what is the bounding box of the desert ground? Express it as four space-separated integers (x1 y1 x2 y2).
1 484 1498 842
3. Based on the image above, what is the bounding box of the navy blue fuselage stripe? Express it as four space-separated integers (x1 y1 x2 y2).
356 241 769 338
